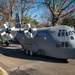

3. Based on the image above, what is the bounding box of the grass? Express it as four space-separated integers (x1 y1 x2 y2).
0 70 3 75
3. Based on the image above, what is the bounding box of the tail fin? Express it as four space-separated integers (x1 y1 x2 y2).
16 13 21 28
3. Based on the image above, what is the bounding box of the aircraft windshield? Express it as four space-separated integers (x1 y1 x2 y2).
58 30 68 37
58 30 75 37
58 30 75 40
68 31 75 35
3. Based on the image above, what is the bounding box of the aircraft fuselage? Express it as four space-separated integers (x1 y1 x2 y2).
16 25 75 59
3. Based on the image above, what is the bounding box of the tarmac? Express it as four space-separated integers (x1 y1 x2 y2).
0 44 75 75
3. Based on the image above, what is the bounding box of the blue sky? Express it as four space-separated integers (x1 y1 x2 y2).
13 0 46 22
0 0 46 22
0 0 75 23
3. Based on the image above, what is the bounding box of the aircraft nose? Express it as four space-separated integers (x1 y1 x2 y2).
69 41 75 48
69 48 75 59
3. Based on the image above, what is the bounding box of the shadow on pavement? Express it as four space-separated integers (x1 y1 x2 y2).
0 45 68 63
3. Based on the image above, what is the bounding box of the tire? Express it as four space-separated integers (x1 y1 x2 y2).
26 50 29 55
63 59 68 61
29 51 33 56
5 41 9 46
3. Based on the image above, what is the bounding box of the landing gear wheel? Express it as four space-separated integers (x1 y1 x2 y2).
26 50 28 55
30 51 33 56
63 59 68 61
5 41 9 46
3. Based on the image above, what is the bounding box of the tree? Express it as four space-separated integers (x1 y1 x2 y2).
0 2 9 24
3 0 16 22
37 0 75 26
0 0 36 24
22 16 39 27
61 17 75 26
14 0 36 25
31 19 39 27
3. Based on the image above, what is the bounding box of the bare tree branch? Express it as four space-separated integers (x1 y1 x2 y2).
58 0 68 12
59 9 75 18
61 0 75 12
53 0 58 12
45 1 53 14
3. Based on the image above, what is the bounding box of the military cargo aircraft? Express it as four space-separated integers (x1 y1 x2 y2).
0 13 75 60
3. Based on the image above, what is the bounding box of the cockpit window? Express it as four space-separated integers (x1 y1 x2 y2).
72 31 75 34
70 36 74 40
68 31 75 35
66 32 68 36
62 30 65 36
58 30 68 37
68 31 73 35
58 30 61 37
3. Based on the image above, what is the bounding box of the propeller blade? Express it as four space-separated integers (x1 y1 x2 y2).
9 34 13 39
31 33 34 38
33 28 37 31
28 23 31 28
10 27 15 31
1 32 6 36
31 33 33 38
11 27 15 29
24 23 37 39
24 30 28 33
4 24 8 28
29 33 33 38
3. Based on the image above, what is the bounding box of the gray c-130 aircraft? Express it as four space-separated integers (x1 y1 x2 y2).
1 13 75 60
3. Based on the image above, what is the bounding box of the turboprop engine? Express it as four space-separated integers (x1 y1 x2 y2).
0 22 37 40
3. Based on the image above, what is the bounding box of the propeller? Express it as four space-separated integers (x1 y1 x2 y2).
1 22 16 40
0 22 37 40
24 23 37 39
